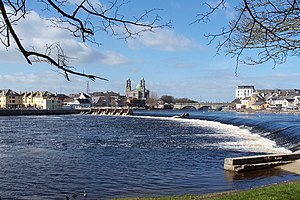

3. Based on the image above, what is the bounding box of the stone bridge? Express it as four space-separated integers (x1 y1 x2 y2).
173 102 230 110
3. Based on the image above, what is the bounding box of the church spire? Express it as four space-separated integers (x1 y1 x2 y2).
140 77 145 89
126 78 131 91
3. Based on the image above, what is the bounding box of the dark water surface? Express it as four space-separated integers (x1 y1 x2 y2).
0 111 299 199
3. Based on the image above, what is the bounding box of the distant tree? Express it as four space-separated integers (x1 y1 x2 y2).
146 97 158 108
0 0 170 80
160 95 175 104
197 0 300 72
146 91 159 108
174 98 198 103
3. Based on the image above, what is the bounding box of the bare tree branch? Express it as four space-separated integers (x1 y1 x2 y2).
198 0 300 71
0 0 171 81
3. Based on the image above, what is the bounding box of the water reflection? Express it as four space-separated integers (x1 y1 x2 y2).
224 168 290 181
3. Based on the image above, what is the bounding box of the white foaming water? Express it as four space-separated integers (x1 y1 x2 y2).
134 116 292 154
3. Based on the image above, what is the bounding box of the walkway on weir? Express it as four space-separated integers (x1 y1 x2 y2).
279 158 300 175
224 152 300 175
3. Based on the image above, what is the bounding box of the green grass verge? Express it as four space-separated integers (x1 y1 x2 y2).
114 180 300 200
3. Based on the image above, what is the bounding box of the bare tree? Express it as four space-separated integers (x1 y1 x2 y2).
0 0 171 80
197 0 300 73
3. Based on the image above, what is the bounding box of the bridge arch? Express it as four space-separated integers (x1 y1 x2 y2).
198 105 212 110
181 106 197 110
173 103 230 110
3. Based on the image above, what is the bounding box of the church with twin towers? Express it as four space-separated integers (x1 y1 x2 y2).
126 78 150 107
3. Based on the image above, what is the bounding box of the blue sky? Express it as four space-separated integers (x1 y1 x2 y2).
1 0 300 102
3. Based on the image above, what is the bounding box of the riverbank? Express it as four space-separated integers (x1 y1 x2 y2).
0 109 80 116
226 108 300 115
114 179 300 200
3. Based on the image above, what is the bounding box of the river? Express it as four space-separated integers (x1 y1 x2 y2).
0 110 299 199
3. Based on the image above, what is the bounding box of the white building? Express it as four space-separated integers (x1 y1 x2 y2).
65 99 92 109
235 85 255 99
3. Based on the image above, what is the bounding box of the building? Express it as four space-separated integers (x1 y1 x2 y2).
251 101 268 110
235 85 255 99
233 85 300 110
22 91 62 110
0 89 22 109
78 92 92 102
64 92 92 109
56 93 72 107
70 99 92 109
126 78 149 107
91 91 126 107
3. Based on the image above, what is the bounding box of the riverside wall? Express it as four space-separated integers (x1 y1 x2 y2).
0 107 134 116
0 109 81 116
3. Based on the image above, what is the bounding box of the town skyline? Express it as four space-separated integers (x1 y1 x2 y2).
1 1 300 102
3 82 300 104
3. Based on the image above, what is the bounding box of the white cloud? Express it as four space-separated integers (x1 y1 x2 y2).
128 28 197 51
0 71 91 93
0 11 131 66
0 72 39 84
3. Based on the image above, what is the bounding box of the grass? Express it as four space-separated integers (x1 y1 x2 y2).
114 180 300 200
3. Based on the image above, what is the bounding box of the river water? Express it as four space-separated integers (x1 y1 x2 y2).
0 110 299 199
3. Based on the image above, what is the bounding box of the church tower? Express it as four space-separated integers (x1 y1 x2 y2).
140 78 145 90
126 78 131 92
126 78 132 98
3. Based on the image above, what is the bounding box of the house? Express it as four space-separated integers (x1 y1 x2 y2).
251 101 269 110
294 97 300 109
240 97 251 109
64 92 93 109
66 98 92 109
236 92 265 109
56 93 72 106
90 92 104 106
75 99 92 108
240 96 256 109
231 98 242 109
22 91 62 110
91 91 126 107
282 98 298 110
78 92 92 102
0 89 22 109
22 92 33 107
157 99 174 109
268 96 287 108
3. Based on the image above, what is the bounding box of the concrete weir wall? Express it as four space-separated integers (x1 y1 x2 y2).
88 108 133 116
224 153 300 172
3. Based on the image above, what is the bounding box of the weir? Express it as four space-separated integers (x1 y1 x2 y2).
224 153 300 173
0 107 134 116
81 107 134 116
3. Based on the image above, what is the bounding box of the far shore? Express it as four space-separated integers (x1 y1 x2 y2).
224 108 300 115
0 109 80 116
